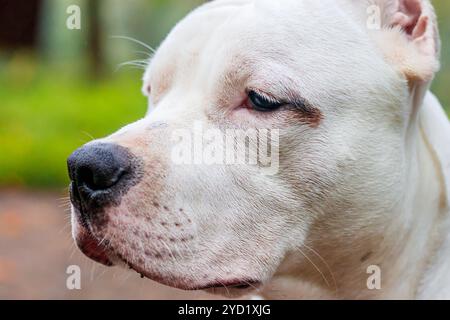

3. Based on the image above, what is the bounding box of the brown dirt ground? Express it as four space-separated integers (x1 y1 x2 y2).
0 189 217 300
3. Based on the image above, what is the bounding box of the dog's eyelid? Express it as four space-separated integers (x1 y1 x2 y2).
247 88 282 104
248 88 314 111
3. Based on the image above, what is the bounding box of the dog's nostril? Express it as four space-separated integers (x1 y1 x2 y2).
78 166 95 190
78 165 125 191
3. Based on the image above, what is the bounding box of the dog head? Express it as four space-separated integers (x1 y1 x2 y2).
68 0 440 297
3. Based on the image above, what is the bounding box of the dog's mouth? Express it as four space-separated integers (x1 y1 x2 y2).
72 207 262 294
111 249 261 293
197 280 261 291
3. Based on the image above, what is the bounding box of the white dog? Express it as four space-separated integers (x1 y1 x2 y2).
68 0 450 299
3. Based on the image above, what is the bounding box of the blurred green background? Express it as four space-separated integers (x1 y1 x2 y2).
0 0 203 188
0 0 449 188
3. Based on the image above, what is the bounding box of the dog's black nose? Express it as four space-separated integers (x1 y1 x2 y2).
67 143 136 215
68 143 130 191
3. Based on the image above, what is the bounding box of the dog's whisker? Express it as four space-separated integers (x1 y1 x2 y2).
115 62 149 72
296 247 331 288
81 131 96 142
90 261 98 282
69 243 78 260
217 279 231 296
97 266 110 280
97 235 108 248
110 35 156 53
184 242 197 261
58 201 72 207
119 268 134 285
160 239 177 261
110 35 154 72
134 50 154 58
302 244 338 292
58 221 72 235
118 59 149 66
242 279 262 293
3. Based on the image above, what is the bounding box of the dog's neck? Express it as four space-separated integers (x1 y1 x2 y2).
263 91 450 300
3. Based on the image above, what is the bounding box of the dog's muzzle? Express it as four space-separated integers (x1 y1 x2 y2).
67 143 143 265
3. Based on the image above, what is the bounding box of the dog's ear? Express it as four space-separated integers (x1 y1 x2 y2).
370 0 440 84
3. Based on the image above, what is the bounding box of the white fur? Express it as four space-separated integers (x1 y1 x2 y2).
72 0 450 299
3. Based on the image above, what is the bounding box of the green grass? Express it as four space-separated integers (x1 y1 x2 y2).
0 65 147 187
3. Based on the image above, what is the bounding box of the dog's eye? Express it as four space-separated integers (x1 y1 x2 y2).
248 90 284 112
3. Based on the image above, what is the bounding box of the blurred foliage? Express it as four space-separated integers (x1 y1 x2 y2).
0 63 146 187
0 0 201 188
0 0 449 188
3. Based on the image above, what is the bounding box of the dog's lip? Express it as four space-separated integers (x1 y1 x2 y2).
116 255 260 291
195 280 261 291
75 225 114 267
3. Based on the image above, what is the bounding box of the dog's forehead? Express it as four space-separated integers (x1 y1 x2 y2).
147 0 369 72
144 0 385 107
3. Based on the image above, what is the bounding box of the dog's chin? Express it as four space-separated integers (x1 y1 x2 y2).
113 253 262 297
